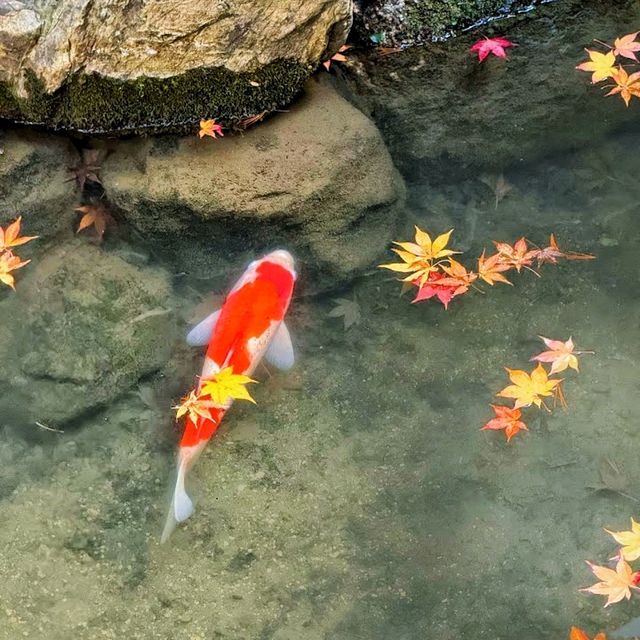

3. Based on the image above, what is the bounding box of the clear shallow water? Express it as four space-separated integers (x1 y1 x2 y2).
2 5 640 640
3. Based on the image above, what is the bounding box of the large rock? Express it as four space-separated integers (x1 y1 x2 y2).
101 77 405 291
352 0 539 47
0 240 176 429
343 0 640 182
0 0 353 133
0 128 79 240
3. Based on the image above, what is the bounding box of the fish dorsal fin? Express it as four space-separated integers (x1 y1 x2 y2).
186 309 221 347
265 322 295 371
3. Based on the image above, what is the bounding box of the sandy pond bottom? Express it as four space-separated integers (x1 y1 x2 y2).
3 42 640 640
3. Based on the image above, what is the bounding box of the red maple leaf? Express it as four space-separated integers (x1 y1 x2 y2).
481 404 528 442
470 37 515 62
412 271 464 309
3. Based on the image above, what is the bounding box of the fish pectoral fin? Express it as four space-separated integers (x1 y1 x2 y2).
264 321 295 371
186 309 221 347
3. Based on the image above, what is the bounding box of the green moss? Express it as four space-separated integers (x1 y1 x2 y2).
406 0 529 39
0 59 310 135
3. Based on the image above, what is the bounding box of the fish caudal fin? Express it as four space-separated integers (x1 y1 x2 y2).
160 457 194 544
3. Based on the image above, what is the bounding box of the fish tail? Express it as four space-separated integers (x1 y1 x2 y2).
160 451 195 544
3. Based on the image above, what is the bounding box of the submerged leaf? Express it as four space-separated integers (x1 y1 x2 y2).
328 296 362 330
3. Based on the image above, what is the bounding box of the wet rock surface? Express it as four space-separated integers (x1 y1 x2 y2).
0 240 176 429
343 0 639 182
102 77 406 292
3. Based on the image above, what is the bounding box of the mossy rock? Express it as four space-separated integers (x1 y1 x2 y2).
0 61 311 136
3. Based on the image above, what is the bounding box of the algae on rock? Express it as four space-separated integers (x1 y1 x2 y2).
0 0 353 134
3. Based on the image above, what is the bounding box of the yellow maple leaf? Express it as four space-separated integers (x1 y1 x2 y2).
173 389 218 423
497 363 562 409
199 118 224 139
576 49 617 83
200 367 257 406
605 518 640 562
379 227 459 287
0 250 30 290
581 555 640 607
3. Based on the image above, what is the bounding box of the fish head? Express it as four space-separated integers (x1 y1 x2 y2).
262 249 296 277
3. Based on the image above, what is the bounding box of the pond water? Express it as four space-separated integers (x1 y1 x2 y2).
2 2 640 640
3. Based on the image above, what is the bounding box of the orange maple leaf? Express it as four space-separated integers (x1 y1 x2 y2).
436 259 477 296
0 216 38 252
493 237 537 273
76 205 113 239
613 31 640 61
0 250 30 290
532 234 595 265
477 251 512 285
606 66 640 107
497 364 562 409
173 389 218 424
199 118 224 139
569 627 607 640
481 404 528 442
581 555 640 607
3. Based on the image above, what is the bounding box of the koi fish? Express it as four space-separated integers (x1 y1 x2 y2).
162 249 297 542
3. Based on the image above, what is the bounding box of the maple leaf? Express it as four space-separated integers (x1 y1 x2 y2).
76 204 113 240
613 31 640 61
411 271 468 309
199 119 224 139
531 234 595 265
493 237 537 273
379 227 459 287
581 555 640 607
323 45 352 71
328 296 362 329
412 271 460 308
0 216 38 252
470 36 515 62
606 66 640 107
477 251 512 286
531 336 592 374
0 250 30 290
481 404 528 442
605 518 640 562
576 49 617 83
497 363 562 409
569 627 607 640
66 149 104 191
200 366 256 406
173 389 218 423
437 258 477 291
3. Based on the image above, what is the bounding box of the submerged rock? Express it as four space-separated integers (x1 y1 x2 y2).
0 129 79 240
0 0 352 134
0 240 176 429
101 77 405 291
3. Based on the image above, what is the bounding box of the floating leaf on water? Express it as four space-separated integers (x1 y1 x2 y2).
328 296 362 330
598 456 628 493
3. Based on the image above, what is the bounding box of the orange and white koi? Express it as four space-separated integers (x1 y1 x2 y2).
162 250 297 542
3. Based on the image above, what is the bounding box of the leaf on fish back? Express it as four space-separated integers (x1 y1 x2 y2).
328 297 362 330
